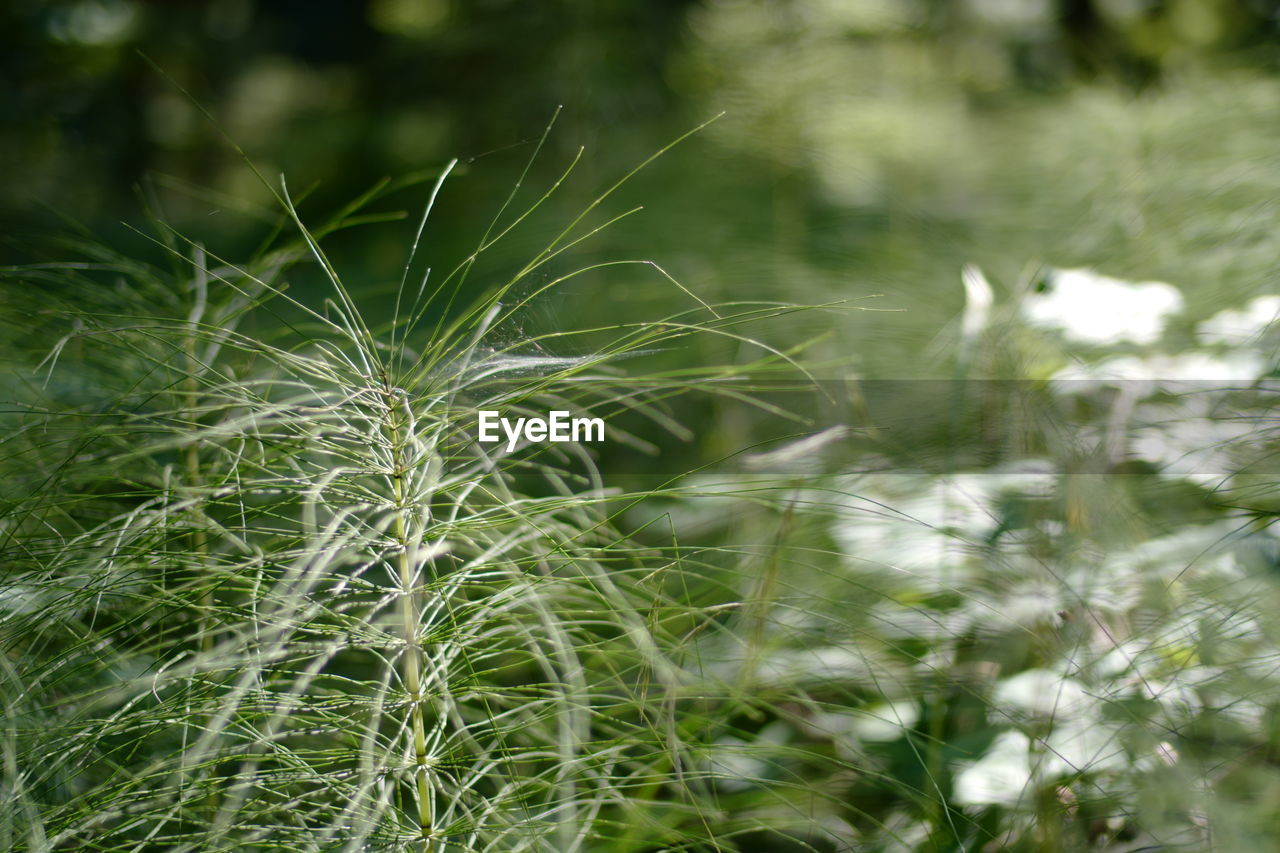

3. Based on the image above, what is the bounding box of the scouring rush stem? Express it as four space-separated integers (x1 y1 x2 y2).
387 387 434 851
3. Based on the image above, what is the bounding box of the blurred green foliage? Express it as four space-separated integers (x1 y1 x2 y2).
7 2 1280 850
5 1 1278 352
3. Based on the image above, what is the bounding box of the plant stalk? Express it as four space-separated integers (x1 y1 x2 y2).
389 393 433 851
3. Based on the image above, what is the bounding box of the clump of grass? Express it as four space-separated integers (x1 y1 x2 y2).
0 126 841 851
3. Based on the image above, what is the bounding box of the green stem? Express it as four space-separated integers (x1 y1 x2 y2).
389 394 433 851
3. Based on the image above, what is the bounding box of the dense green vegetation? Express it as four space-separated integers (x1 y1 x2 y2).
4 2 1280 850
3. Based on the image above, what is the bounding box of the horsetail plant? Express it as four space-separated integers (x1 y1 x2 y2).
0 129 844 851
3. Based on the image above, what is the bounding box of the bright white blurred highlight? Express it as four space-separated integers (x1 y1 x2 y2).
953 731 1033 807
955 668 1126 806
992 669 1094 720
850 700 921 742
832 467 1056 586
961 263 994 346
1198 294 1280 346
1022 268 1183 346
1052 352 1266 384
